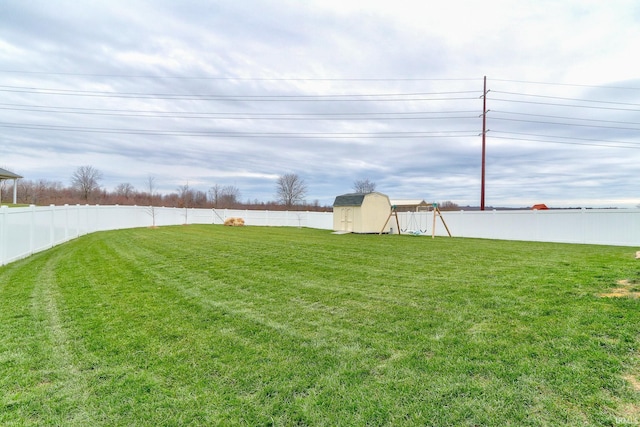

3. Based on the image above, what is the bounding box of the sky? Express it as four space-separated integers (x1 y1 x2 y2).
1 0 639 208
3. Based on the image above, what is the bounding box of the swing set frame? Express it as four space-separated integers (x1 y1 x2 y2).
379 203 452 238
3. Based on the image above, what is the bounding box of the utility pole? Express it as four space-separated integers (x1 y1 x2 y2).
480 76 488 211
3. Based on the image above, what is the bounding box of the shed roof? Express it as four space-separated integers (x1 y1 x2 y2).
333 193 367 207
0 168 22 180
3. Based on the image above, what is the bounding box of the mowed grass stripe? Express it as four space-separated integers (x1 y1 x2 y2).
1 225 639 426
1 247 98 425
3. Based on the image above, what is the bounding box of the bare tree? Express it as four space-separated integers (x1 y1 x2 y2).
177 183 193 208
115 182 135 199
208 184 221 206
146 176 156 202
209 184 241 208
276 173 307 207
0 180 6 203
71 165 103 201
353 178 376 194
146 176 157 227
177 183 193 224
16 179 65 205
221 185 240 207
192 190 208 208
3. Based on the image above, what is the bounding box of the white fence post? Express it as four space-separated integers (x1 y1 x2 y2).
64 204 69 241
49 204 55 249
581 208 587 244
29 205 36 256
0 206 7 266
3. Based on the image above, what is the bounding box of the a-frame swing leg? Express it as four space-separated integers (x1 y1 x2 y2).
379 207 401 235
431 206 452 239
379 211 392 235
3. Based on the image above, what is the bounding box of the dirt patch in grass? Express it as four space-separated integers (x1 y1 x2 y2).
614 375 640 423
600 280 640 299
623 374 640 392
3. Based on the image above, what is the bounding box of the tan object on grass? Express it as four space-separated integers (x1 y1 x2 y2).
224 217 245 226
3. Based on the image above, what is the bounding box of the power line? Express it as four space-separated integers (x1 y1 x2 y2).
489 97 640 112
0 70 483 82
491 132 640 150
490 110 640 127
489 116 640 132
490 135 640 150
2 74 638 150
6 71 638 91
0 103 479 120
492 90 640 107
0 108 478 121
492 130 640 146
0 102 478 116
0 121 479 138
491 78 640 91
0 85 481 101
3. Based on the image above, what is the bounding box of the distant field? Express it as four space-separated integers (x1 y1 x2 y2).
1 225 639 426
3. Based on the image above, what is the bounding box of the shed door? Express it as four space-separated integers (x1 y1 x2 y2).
341 208 353 232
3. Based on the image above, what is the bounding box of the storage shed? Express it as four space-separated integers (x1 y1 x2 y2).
333 192 391 233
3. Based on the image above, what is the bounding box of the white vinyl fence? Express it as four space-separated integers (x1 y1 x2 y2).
1 204 638 266
0 204 333 266
396 208 640 247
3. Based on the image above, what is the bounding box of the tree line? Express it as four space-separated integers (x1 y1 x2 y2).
1 166 330 211
2 166 460 211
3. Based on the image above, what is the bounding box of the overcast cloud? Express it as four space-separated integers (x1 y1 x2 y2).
1 0 639 207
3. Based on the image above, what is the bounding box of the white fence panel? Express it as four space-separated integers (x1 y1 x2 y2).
31 205 55 254
209 209 333 229
306 211 334 230
152 206 189 227
582 209 639 246
1 206 32 265
400 208 640 247
53 206 69 244
187 207 216 224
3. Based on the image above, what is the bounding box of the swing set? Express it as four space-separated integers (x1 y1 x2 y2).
403 209 429 234
379 203 452 238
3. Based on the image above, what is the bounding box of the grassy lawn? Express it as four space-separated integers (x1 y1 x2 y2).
1 225 639 426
